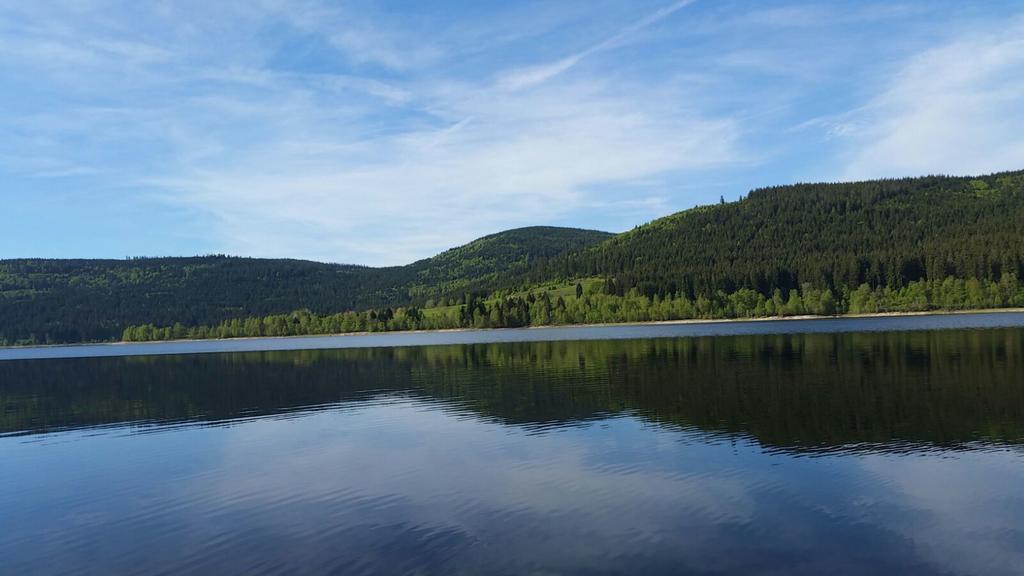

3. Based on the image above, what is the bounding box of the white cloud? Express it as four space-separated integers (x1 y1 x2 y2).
841 20 1024 179
270 0 445 71
498 0 697 91
19 2 1020 262
0 0 741 264
154 79 737 264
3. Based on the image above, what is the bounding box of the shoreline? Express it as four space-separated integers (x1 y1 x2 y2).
5 307 1024 351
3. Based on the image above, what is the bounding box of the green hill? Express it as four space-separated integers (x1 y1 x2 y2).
395 226 614 305
120 169 1024 343
532 170 1024 299
0 227 611 344
5 170 1024 345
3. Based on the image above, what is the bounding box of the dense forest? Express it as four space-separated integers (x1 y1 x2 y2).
121 275 1024 341
0 257 367 344
380 226 613 307
5 170 1024 345
0 227 609 344
532 171 1024 298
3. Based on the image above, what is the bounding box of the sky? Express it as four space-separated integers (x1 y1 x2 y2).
1 0 1023 265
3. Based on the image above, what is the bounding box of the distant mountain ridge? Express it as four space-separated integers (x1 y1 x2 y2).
3 170 1024 344
0 227 611 343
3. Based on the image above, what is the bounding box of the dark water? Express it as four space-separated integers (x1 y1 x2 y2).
2 325 1024 575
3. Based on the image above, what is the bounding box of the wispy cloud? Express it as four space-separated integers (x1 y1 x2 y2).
150 79 737 264
838 19 1024 178
270 0 446 71
3 1 1022 261
0 0 738 264
498 0 697 91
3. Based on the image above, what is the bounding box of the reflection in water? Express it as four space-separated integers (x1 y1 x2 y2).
1 329 1023 575
3 329 1023 451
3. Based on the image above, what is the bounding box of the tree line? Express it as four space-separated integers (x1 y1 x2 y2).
0 227 607 345
530 171 1024 301
121 274 1024 342
7 170 1024 345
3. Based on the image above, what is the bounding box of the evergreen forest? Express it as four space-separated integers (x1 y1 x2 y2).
3 170 1024 345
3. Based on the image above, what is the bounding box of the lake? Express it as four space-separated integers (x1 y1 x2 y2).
2 314 1023 575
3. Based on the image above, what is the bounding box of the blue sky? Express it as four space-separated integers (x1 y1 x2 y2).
2 1 1023 265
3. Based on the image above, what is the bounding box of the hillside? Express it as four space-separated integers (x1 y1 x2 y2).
117 169 1024 344
0 227 610 344
6 170 1024 345
395 226 614 305
532 170 1024 298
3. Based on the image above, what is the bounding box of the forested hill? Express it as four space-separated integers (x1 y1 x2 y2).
531 170 1024 299
120 169 1024 343
367 226 614 307
5 171 1024 345
0 257 368 344
0 227 610 344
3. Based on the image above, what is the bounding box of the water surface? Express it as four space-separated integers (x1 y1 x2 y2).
2 323 1023 575
3 310 1024 361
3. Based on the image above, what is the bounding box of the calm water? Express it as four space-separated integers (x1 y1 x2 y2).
4 310 1024 361
2 319 1024 575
